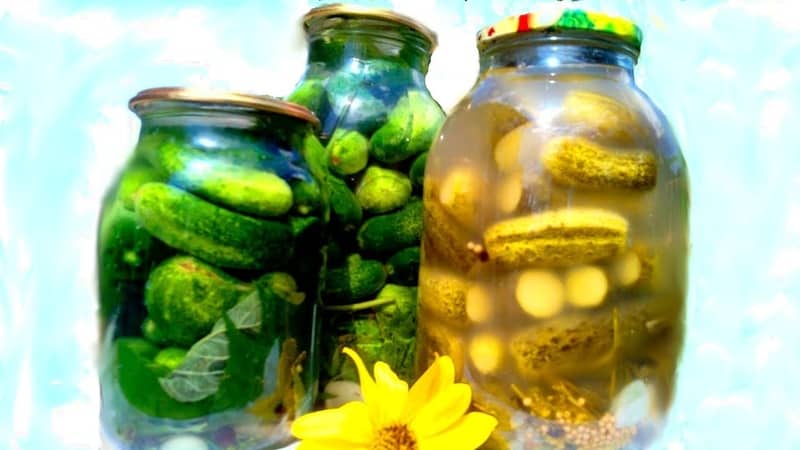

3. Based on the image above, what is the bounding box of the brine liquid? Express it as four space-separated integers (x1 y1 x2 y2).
418 69 689 450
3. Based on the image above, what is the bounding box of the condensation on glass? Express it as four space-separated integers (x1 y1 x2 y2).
417 10 689 450
97 88 326 450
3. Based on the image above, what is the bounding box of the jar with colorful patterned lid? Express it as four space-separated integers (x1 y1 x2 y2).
97 88 327 450
287 4 446 398
417 10 689 449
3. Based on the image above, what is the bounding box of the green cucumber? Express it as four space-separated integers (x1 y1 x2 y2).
357 200 423 255
98 202 167 322
409 152 427 191
288 79 330 117
144 256 252 346
156 142 293 217
328 175 363 231
386 246 421 285
291 179 324 215
134 183 293 270
116 161 163 211
154 347 188 371
355 166 412 214
327 129 369 176
324 254 387 304
370 91 444 164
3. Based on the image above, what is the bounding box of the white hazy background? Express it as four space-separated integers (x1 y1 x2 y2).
1 0 799 449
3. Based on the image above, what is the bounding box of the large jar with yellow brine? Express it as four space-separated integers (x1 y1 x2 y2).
418 10 689 449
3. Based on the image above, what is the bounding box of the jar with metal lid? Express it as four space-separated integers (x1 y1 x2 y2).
288 4 445 393
417 10 689 449
97 88 326 450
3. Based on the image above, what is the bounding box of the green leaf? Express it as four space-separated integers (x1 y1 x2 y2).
158 291 262 402
210 314 274 412
116 338 211 419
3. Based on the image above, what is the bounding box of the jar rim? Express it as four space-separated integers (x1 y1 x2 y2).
128 87 320 129
303 3 437 48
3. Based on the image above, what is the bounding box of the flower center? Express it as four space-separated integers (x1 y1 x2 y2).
371 424 418 450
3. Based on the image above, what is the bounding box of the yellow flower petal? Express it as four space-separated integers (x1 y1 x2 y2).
418 412 498 450
405 355 455 420
291 401 373 445
372 361 409 426
342 348 377 406
297 440 369 450
409 383 472 438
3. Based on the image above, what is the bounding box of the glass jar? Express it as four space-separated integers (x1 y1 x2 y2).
288 5 445 393
97 88 326 450
418 10 689 450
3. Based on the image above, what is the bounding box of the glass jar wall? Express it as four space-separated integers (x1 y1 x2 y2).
418 11 689 450
97 88 326 450
288 5 445 394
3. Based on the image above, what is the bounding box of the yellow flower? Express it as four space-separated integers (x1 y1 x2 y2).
291 348 497 450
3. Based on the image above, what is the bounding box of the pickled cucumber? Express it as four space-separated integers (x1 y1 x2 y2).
355 166 412 214
438 166 484 228
418 266 468 324
155 142 294 217
409 152 427 191
509 302 674 378
542 136 657 191
134 183 293 270
116 160 163 210
417 321 464 380
423 200 482 273
560 90 646 145
328 174 363 230
327 129 369 176
357 200 423 255
385 246 421 285
324 254 387 304
288 79 330 118
98 202 166 321
144 256 251 346
484 208 628 268
370 90 445 164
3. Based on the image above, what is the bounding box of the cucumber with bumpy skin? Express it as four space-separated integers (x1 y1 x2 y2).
155 141 294 217
357 200 423 255
324 254 387 304
328 175 363 231
386 247 421 285
134 183 293 270
144 255 252 346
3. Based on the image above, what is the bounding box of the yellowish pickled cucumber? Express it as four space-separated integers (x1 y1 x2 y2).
418 266 468 324
417 321 464 380
465 284 492 323
493 123 531 173
610 246 655 288
497 172 523 214
510 302 675 378
423 199 482 273
542 136 657 191
439 166 484 227
484 208 629 269
515 270 565 318
564 265 608 308
474 102 530 148
469 333 503 374
560 90 647 145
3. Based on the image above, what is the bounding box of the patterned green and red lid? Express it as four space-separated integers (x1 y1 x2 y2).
478 9 643 51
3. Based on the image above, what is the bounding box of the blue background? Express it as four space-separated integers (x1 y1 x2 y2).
1 0 799 448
